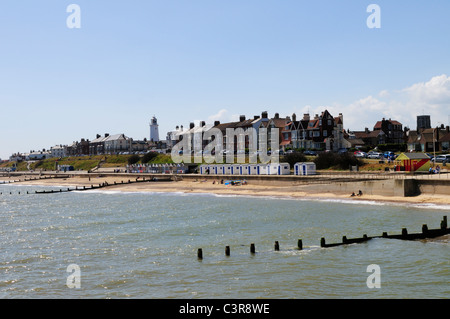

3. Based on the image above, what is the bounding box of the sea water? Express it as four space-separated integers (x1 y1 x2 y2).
0 184 448 299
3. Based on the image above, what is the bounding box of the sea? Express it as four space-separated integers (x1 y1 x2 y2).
0 183 449 300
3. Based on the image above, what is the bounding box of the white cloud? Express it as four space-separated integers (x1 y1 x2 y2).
306 74 450 131
402 74 450 105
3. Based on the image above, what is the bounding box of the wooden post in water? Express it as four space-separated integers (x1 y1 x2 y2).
342 236 348 244
225 246 230 256
197 248 203 260
297 239 303 250
274 241 280 251
402 228 408 238
320 238 326 248
382 232 388 238
441 216 447 230
422 224 428 235
250 243 256 254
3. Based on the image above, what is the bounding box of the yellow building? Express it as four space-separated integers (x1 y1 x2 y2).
394 153 431 172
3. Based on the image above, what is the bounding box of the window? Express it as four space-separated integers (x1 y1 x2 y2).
323 131 327 137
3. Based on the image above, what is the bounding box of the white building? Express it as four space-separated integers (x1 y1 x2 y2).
50 145 67 158
150 116 160 142
104 134 132 154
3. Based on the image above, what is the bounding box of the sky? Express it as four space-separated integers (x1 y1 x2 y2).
1 0 450 159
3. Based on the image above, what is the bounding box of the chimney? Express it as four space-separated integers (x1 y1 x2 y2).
254 115 260 120
190 122 195 129
262 111 268 119
96 134 101 139
200 121 205 127
105 133 109 137
314 114 319 120
214 121 220 126
180 125 183 131
365 127 369 134
303 113 310 121
274 113 279 119
239 115 246 122
292 113 297 121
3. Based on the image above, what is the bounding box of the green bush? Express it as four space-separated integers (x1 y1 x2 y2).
127 154 141 165
141 151 159 163
314 152 363 170
282 152 307 167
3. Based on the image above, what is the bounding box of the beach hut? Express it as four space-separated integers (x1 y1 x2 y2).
239 164 249 175
394 153 431 172
223 164 232 175
231 164 241 175
199 164 208 174
258 164 269 175
268 163 291 175
248 164 260 175
210 165 219 175
294 162 316 176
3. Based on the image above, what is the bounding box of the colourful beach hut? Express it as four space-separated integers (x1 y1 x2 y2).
394 153 431 172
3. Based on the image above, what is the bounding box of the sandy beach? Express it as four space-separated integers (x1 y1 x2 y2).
2 173 450 206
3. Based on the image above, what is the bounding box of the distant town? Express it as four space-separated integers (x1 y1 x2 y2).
3 110 450 163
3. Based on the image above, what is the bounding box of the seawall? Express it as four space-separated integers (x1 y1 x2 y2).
4 171 450 198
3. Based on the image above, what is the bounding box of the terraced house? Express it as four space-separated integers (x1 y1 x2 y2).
289 110 346 151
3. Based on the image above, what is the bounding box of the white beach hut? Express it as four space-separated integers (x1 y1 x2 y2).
231 164 241 175
258 164 269 175
267 163 291 175
294 162 316 176
199 164 208 175
248 164 260 175
223 164 232 175
239 164 250 175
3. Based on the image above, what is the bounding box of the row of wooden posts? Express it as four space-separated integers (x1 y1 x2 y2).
0 177 171 195
197 216 449 260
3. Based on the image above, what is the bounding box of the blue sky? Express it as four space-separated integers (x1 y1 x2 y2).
1 1 450 159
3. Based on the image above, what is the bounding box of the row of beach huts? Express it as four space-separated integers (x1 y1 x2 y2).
126 163 189 174
125 162 317 176
199 162 316 176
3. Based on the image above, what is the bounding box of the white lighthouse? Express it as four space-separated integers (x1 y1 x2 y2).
150 116 160 142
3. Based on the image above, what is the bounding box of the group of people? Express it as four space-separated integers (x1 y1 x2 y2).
350 190 363 197
429 166 441 174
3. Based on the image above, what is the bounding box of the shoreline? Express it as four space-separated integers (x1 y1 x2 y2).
2 174 450 207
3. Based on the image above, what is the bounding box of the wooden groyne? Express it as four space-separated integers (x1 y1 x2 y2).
33 177 171 194
320 216 448 248
0 175 69 185
197 216 448 259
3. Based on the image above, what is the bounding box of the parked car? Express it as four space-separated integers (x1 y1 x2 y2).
355 151 367 158
432 154 450 163
367 152 382 159
303 150 317 156
383 151 395 159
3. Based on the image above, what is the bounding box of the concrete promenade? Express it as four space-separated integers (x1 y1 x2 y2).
2 169 450 198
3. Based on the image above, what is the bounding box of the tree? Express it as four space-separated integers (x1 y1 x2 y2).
127 154 140 165
282 152 307 167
